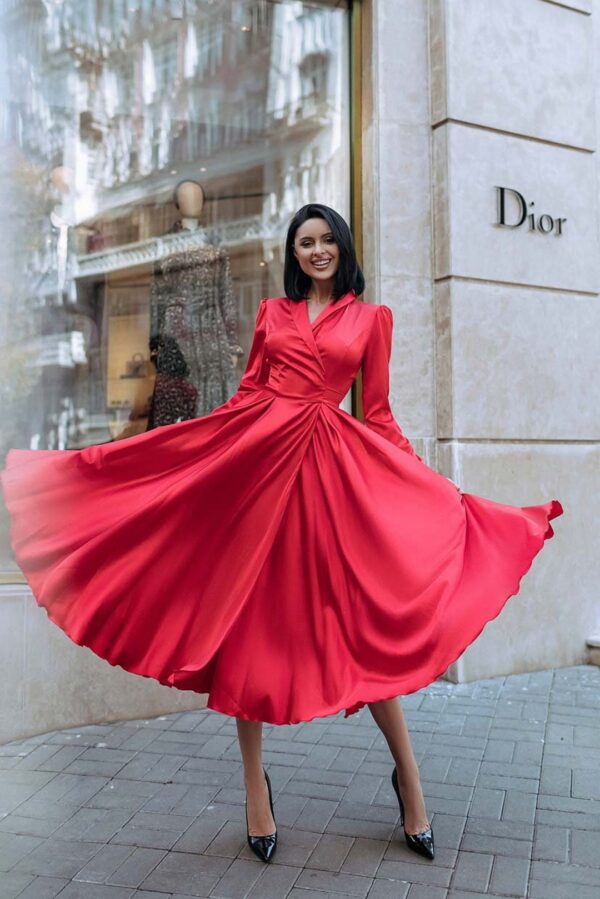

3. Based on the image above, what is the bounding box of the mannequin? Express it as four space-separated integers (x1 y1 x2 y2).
148 178 243 423
174 178 205 233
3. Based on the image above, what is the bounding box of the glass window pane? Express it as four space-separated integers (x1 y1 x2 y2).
0 0 352 575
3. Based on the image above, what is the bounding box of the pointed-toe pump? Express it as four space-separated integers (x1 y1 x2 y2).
245 767 277 863
391 765 435 861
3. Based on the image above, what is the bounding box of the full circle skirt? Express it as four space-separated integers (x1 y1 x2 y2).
0 389 563 724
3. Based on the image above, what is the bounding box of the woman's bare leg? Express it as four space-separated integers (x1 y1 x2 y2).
367 697 430 833
236 718 276 835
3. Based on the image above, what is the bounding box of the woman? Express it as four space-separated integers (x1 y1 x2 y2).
0 204 563 868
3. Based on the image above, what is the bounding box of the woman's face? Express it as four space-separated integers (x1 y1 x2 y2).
293 217 340 290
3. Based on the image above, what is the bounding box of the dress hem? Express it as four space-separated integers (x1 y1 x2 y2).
4 492 563 728
205 495 564 725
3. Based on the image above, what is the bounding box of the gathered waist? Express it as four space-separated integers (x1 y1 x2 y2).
261 384 346 408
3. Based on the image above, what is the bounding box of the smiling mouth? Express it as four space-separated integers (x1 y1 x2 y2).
312 260 331 269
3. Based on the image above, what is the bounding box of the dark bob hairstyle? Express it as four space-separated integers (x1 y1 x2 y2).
283 203 365 301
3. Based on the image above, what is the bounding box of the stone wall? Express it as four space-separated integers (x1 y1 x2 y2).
363 0 599 682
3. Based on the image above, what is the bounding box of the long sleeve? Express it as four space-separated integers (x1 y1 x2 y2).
361 304 423 460
218 298 270 411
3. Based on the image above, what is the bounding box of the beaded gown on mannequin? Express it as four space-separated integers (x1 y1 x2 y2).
0 290 563 724
149 242 243 421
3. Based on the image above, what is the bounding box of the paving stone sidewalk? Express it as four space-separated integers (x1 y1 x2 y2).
1 665 599 899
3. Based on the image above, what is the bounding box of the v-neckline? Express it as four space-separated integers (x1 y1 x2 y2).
288 290 357 371
305 298 335 329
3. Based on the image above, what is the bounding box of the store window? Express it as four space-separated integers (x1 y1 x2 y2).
0 0 352 576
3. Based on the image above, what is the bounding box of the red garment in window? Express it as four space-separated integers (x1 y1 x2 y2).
0 290 563 724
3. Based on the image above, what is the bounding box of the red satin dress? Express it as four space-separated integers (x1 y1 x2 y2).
0 290 563 724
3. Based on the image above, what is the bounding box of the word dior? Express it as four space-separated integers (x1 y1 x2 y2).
494 186 566 236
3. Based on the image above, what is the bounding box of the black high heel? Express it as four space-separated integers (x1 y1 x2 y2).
391 765 435 860
245 767 277 864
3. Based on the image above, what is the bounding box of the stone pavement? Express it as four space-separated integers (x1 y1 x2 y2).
1 665 599 899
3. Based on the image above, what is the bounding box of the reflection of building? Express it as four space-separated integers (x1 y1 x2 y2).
265 4 348 227
0 0 351 454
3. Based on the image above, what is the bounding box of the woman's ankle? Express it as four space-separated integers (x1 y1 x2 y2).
243 765 266 788
394 758 420 786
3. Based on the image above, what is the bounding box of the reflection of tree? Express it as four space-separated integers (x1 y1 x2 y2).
0 153 56 345
0 347 42 456
0 158 41 460
0 349 40 404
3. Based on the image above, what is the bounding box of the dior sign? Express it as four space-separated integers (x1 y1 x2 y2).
495 186 566 236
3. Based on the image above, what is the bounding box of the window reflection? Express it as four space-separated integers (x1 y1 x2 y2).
0 0 351 568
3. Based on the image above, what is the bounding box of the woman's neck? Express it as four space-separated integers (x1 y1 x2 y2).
307 281 334 304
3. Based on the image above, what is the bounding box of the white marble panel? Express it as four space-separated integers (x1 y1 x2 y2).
429 0 448 127
0 588 25 743
382 275 436 438
430 0 594 148
379 123 432 280
433 123 600 292
543 0 591 13
377 0 430 125
436 442 598 682
435 280 600 440
0 593 206 743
